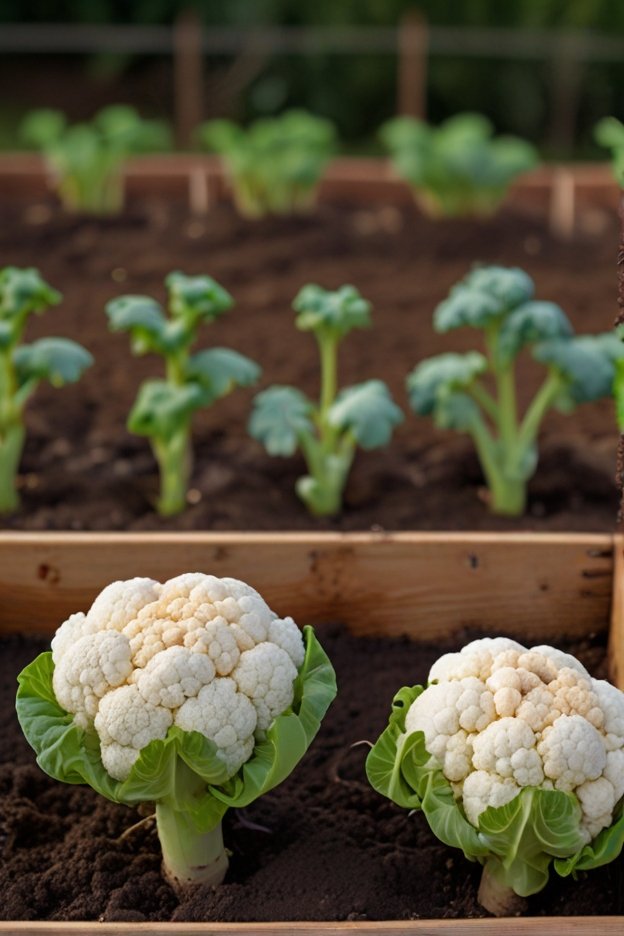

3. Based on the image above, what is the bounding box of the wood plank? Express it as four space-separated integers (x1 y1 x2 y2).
0 532 612 643
609 534 624 689
1 916 623 933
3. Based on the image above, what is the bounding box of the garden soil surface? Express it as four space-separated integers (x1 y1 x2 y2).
1 626 621 922
0 197 621 532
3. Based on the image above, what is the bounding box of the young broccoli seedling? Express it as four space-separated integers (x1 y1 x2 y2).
0 267 92 514
367 637 624 916
21 105 171 215
380 113 537 218
200 110 336 218
107 273 261 517
595 116 624 184
16 573 337 893
248 284 403 516
407 266 624 516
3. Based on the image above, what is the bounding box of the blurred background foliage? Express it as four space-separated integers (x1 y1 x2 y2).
1 0 624 156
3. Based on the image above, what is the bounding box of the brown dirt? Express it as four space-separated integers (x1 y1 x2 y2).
0 627 621 923
0 197 621 532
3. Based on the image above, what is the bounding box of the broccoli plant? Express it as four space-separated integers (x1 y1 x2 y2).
367 637 624 916
248 285 403 516
380 113 537 218
107 273 260 517
594 116 624 184
407 266 624 516
16 572 337 893
21 105 171 215
0 266 92 514
200 110 336 218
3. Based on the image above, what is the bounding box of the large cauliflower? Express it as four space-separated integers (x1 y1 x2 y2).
17 572 336 894
51 573 305 781
367 636 624 915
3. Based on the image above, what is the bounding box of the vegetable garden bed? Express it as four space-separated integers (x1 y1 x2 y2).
0 199 620 533
0 531 623 931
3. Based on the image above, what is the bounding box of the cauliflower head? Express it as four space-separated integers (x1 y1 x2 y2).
50 573 306 781
367 636 624 911
406 637 623 842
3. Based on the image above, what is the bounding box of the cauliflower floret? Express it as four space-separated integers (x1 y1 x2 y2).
486 668 522 717
516 685 557 733
576 776 617 841
472 716 544 787
51 612 91 665
136 646 215 708
405 682 473 781
604 749 624 802
184 618 240 675
516 651 558 685
233 643 297 730
86 577 161 632
531 645 589 677
462 770 521 827
429 638 525 685
95 684 172 781
175 677 257 777
268 617 305 668
593 680 624 751
123 574 276 667
52 631 133 727
537 714 606 791
548 668 604 730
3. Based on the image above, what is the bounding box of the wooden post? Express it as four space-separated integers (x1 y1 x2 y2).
547 31 584 153
549 166 576 240
397 9 428 119
173 8 204 149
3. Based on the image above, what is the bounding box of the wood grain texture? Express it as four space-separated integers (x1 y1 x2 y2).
0 532 613 641
1 916 623 934
609 534 624 690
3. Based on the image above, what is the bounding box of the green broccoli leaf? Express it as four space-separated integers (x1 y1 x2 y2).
462 266 535 309
0 266 61 324
496 301 573 364
106 295 169 352
406 352 487 415
365 685 426 810
328 379 403 449
615 360 624 431
20 108 67 148
435 390 483 432
534 334 621 407
293 284 371 339
13 338 93 387
128 380 207 438
248 385 315 456
166 272 234 329
187 348 261 401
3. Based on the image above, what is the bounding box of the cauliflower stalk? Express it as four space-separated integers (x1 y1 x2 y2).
16 573 336 894
366 637 624 916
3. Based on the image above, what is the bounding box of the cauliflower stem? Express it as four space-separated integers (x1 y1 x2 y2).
477 862 527 917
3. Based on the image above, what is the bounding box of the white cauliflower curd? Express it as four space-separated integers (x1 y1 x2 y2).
51 573 305 781
405 637 624 842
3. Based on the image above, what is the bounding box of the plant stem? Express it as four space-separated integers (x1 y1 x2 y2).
318 333 338 434
155 804 228 894
469 414 527 516
518 370 563 451
477 862 527 917
0 422 25 514
153 426 192 517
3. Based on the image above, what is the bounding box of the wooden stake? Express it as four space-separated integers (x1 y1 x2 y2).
549 166 575 239
173 8 204 149
188 165 210 215
397 9 428 119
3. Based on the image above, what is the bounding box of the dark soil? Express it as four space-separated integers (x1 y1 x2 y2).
0 198 621 532
1 627 621 922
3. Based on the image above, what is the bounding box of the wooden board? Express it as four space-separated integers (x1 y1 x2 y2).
0 532 613 642
2 916 623 934
609 534 624 689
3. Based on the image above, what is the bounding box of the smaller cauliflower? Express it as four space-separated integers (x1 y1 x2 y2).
367 636 624 917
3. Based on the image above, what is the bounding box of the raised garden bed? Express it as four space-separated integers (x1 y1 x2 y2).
0 200 620 533
0 531 623 931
